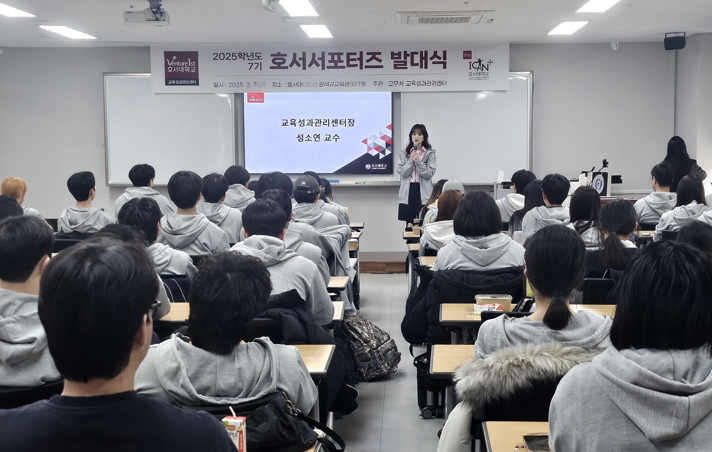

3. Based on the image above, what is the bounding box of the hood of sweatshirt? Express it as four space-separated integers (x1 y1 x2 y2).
197 202 231 226
505 193 525 211
224 184 255 209
123 186 163 200
59 206 111 233
593 346 712 443
672 202 707 225
422 220 455 247
0 289 47 366
449 233 519 267
283 228 304 253
530 205 570 226
230 235 299 267
160 213 211 249
148 242 182 274
642 192 677 215
292 203 326 226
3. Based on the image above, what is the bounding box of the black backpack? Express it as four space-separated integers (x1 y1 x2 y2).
341 314 401 381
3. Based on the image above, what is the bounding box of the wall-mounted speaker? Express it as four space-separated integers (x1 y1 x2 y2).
664 32 686 51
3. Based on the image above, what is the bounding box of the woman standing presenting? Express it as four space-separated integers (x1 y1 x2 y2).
663 136 706 192
397 124 437 224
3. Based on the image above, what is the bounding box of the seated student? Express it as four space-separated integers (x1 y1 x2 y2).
319 177 350 225
260 189 330 286
158 171 229 256
302 171 345 222
114 164 174 216
419 179 447 224
419 190 462 256
654 175 708 242
520 173 570 243
0 216 60 386
231 200 334 325
57 171 115 237
135 252 317 413
433 192 524 271
0 195 23 220
586 199 639 278
495 169 537 223
196 173 243 244
677 221 712 258
1 177 43 219
634 162 676 224
568 186 603 251
550 242 712 451
423 180 465 225
118 198 197 277
0 238 236 451
223 165 256 212
292 175 339 230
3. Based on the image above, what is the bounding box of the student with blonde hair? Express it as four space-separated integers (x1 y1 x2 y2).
1 176 43 219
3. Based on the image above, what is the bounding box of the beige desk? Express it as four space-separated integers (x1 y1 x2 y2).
350 230 362 240
350 221 364 230
419 256 436 268
332 301 344 323
403 230 421 243
483 421 549 452
408 243 419 252
327 276 350 291
158 302 189 322
571 304 616 317
293 344 335 379
348 239 358 251
429 344 474 418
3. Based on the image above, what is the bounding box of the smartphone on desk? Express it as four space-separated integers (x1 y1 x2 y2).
523 435 550 452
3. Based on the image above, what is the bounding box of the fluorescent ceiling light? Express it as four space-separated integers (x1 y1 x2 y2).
280 0 318 17
0 3 34 17
39 26 96 40
548 21 588 35
577 0 621 13
301 25 332 38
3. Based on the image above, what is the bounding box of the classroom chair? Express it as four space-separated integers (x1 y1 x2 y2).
638 222 657 231
160 275 190 303
52 239 82 254
45 218 59 232
662 230 678 241
0 380 64 409
582 278 615 304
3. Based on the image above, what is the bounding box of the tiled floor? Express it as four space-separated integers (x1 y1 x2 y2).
334 273 443 452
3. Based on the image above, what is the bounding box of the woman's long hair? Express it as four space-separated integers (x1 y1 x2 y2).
600 200 637 271
433 190 462 222
405 124 431 154
569 186 601 234
419 179 447 220
508 180 544 233
675 175 707 207
665 136 690 163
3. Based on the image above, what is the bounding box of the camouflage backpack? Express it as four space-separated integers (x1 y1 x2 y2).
341 314 401 381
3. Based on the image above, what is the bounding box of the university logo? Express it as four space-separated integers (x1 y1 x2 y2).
246 93 264 103
164 51 199 86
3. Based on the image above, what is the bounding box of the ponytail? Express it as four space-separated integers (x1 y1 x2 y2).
600 200 637 271
601 230 628 271
542 291 573 330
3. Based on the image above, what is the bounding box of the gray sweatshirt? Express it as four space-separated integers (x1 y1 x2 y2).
284 228 330 286
135 335 318 413
568 222 603 251
433 234 525 272
157 213 230 256
0 289 60 386
316 199 349 225
495 193 525 223
289 221 334 260
550 346 712 451
22 206 43 219
223 184 255 212
475 310 612 359
520 206 570 243
148 243 197 277
634 192 676 224
419 220 455 256
325 198 350 224
57 206 115 234
197 202 243 244
292 203 339 230
230 236 334 325
115 187 174 217
654 202 708 242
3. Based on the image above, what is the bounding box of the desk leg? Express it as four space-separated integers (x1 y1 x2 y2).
407 253 416 293
309 394 320 423
445 386 455 419
450 330 461 345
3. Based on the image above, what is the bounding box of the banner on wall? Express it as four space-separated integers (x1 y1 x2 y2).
150 43 509 93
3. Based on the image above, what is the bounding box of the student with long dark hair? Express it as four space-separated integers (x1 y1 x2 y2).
396 124 437 225
654 175 708 241
550 242 712 450
508 180 544 242
662 136 706 192
419 179 447 223
568 186 603 251
585 199 638 278
496 169 537 222
677 221 712 258
419 190 462 256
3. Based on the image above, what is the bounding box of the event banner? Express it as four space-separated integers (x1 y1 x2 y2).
150 43 509 93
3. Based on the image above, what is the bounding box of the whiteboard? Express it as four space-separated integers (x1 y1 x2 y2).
104 74 235 185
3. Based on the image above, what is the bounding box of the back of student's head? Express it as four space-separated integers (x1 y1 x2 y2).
96 223 149 246
665 135 690 161
611 241 712 351
541 173 570 205
434 190 462 222
167 171 202 209
510 180 545 231
224 165 250 186
525 225 586 330
0 216 53 282
242 199 286 238
319 178 333 201
420 179 448 219
293 175 320 204
599 199 637 271
675 175 706 207
511 170 536 193
128 164 155 187
454 191 501 237
201 173 230 203
118 197 162 243
677 222 712 259
258 172 293 197
189 252 272 355
303 171 321 185
651 162 674 188
1 177 27 201
0 195 23 220
569 186 601 233
260 189 293 217
39 237 159 382
67 171 95 202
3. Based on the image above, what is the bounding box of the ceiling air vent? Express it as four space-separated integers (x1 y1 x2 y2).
395 11 492 25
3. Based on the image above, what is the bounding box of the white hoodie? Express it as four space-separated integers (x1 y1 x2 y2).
495 193 525 223
57 206 115 234
115 187 174 217
654 202 708 242
433 234 525 272
157 213 230 256
196 202 243 244
223 184 256 212
147 243 197 277
634 192 677 224
419 220 455 256
520 206 570 243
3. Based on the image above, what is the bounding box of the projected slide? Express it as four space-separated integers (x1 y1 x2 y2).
244 92 393 174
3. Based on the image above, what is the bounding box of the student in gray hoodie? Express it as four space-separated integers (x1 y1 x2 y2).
114 164 174 216
292 175 339 230
231 199 334 325
302 172 349 225
423 180 465 225
634 162 677 225
433 192 525 272
197 173 243 244
0 216 60 386
57 171 115 236
320 178 351 225
223 165 256 212
158 171 230 256
419 190 461 256
654 175 708 241
550 242 712 451
135 252 318 413
495 169 536 223
520 173 571 243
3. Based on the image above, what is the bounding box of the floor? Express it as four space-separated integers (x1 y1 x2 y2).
333 273 443 452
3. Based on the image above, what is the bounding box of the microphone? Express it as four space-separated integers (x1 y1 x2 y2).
596 159 609 172
589 166 595 173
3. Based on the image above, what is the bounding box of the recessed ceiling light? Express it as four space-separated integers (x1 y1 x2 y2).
280 0 318 17
301 25 332 38
0 3 34 17
576 0 621 13
39 26 96 40
548 21 588 35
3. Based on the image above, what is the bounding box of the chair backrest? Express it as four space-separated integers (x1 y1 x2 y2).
45 218 59 232
243 318 284 343
0 379 64 409
52 239 82 254
638 222 657 231
422 247 438 257
480 311 531 323
482 377 562 422
582 278 615 304
662 230 678 241
181 391 282 418
161 275 191 303
188 255 204 266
